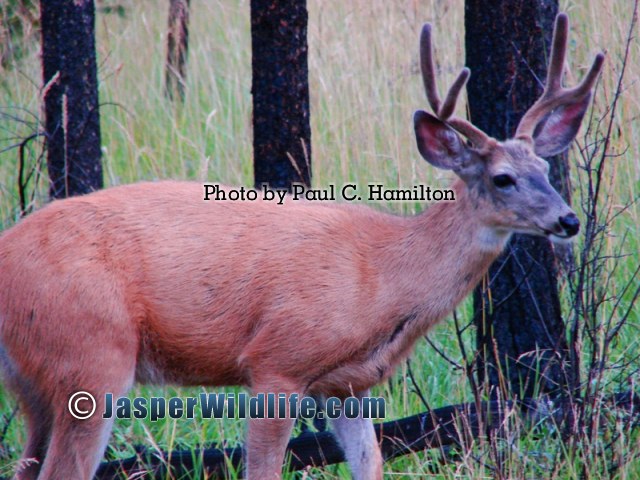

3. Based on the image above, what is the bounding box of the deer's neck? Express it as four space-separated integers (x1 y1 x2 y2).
381 180 509 324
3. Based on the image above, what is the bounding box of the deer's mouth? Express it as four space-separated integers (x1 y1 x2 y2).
535 224 577 243
541 227 578 244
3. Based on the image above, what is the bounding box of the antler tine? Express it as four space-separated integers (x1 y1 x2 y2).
420 23 493 150
575 52 606 96
439 67 470 120
420 24 441 114
516 13 605 141
547 12 569 92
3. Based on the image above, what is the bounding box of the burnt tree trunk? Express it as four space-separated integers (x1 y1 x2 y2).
41 0 102 199
250 0 311 189
465 0 574 399
165 0 191 102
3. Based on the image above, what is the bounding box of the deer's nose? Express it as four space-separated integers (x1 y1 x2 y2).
559 213 580 237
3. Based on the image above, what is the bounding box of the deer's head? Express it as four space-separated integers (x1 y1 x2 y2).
414 14 604 242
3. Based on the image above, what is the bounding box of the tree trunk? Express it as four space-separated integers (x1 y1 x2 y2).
465 0 574 399
41 0 102 199
250 0 311 190
165 0 191 102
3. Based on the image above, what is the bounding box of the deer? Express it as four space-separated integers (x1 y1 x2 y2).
0 13 603 480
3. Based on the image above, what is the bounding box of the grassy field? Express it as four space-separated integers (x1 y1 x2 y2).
0 0 639 478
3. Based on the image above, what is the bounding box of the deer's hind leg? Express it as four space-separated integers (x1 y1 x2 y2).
10 384 53 480
9 300 138 479
35 356 136 480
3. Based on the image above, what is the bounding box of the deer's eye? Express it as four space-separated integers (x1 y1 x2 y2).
493 174 516 189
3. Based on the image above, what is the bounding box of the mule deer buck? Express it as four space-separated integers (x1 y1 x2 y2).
0 13 603 480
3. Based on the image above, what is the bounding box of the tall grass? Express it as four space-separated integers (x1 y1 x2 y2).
0 0 638 478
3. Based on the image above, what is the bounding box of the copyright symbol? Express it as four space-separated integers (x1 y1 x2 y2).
68 391 97 420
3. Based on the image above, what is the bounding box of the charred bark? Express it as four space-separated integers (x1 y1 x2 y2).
165 0 191 102
465 0 574 398
250 0 311 189
41 0 102 198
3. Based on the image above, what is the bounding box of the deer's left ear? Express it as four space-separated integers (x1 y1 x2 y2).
531 94 592 157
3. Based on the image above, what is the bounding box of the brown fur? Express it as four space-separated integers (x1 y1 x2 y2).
0 174 563 479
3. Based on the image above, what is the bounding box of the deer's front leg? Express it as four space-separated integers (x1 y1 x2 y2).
244 376 301 479
245 415 296 479
331 390 383 480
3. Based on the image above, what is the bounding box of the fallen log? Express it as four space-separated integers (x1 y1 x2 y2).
95 398 521 479
0 393 636 480
95 392 639 478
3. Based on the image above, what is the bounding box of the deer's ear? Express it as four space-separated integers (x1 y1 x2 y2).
531 94 591 157
414 110 468 170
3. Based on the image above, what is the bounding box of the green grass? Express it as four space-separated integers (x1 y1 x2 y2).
1 0 639 478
